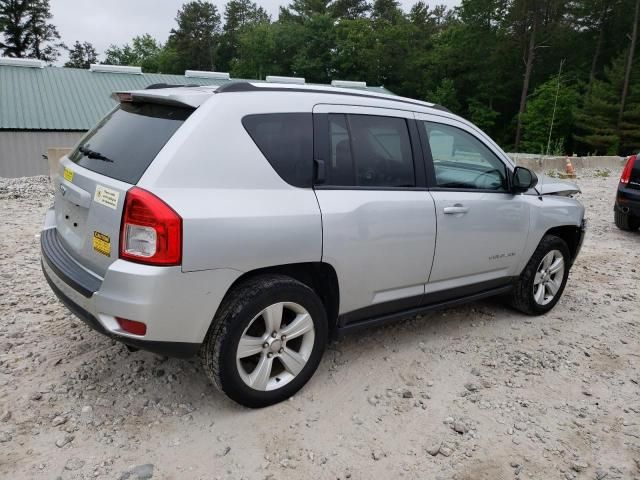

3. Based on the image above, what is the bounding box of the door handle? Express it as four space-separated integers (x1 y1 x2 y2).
443 204 469 215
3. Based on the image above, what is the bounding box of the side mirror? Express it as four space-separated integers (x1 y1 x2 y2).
512 166 538 193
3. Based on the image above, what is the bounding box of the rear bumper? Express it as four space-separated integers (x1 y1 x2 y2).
41 263 199 357
615 184 640 217
40 220 242 357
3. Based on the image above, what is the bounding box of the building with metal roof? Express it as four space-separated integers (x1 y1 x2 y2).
0 58 389 177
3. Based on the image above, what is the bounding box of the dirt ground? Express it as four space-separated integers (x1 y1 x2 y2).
0 170 639 480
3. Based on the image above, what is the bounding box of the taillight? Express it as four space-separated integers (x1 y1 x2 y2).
119 187 182 266
621 155 637 184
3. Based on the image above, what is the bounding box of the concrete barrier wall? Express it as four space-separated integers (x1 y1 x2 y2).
508 154 626 173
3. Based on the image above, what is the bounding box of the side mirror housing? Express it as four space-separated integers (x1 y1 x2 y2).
512 166 538 193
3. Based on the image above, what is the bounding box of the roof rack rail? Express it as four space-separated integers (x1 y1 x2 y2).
214 81 451 113
185 70 230 80
145 83 200 90
266 75 305 85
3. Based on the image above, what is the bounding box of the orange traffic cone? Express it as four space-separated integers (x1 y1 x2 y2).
564 157 576 178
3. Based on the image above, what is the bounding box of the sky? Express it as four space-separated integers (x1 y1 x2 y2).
50 0 462 63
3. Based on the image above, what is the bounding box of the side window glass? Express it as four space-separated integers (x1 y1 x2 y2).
423 122 507 191
242 113 313 187
325 114 415 188
327 114 355 186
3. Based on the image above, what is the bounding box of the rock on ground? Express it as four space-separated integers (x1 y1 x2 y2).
0 170 639 479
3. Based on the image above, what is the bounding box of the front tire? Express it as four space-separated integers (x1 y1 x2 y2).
510 235 570 315
201 275 328 408
614 208 640 231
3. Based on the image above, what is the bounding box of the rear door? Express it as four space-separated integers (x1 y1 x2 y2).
54 101 193 277
312 104 437 323
415 114 530 295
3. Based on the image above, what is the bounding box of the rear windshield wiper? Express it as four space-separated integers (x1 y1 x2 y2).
79 146 113 163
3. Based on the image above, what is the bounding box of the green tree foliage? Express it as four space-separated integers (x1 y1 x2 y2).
217 0 269 71
64 41 97 69
103 34 164 73
574 53 629 154
520 77 579 154
2 0 639 155
0 0 62 62
165 0 222 73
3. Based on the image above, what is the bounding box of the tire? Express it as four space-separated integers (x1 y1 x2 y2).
510 235 571 316
614 209 640 231
201 274 328 408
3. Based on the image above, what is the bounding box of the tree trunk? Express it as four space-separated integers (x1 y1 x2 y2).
619 0 640 128
514 13 537 152
588 5 608 92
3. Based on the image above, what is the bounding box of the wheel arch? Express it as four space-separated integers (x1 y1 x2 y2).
544 224 583 264
222 262 340 337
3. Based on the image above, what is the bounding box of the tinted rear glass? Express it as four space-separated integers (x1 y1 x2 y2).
69 103 193 184
242 113 313 187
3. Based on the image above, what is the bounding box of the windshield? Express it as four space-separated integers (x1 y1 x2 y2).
69 102 193 184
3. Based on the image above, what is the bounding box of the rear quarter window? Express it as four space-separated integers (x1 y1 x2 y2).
242 113 313 188
69 103 193 184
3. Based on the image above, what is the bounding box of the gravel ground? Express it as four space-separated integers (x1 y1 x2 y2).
1 171 639 480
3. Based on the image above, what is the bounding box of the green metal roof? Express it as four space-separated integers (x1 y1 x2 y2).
0 65 391 131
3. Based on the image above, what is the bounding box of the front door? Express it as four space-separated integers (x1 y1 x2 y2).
414 115 530 296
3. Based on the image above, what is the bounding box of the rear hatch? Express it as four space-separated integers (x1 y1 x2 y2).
54 101 194 277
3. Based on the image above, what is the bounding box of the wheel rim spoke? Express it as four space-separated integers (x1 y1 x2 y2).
542 252 553 269
280 313 313 340
546 278 560 295
534 284 545 304
237 335 264 359
548 257 564 275
262 303 284 332
280 347 307 376
249 354 274 390
534 271 543 285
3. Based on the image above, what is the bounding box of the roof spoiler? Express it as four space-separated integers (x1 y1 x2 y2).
112 86 216 108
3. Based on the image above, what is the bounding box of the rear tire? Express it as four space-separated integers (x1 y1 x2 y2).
510 235 570 315
614 209 640 231
201 275 327 408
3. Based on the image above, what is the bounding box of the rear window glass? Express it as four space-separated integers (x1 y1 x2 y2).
242 113 313 187
69 103 193 184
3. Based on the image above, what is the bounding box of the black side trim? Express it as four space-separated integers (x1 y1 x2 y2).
336 283 513 337
42 263 200 358
41 228 101 298
215 81 451 112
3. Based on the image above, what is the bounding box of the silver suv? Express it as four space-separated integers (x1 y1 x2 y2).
41 82 586 407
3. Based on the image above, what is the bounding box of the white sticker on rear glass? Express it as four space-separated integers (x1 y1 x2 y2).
94 185 120 210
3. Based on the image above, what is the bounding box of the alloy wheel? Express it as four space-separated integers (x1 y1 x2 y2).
236 302 315 391
533 249 565 306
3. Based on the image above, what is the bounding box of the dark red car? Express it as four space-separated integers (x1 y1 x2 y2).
615 153 640 231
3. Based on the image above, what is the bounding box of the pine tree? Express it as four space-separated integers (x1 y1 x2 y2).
166 1 222 72
574 53 626 154
25 0 62 62
0 0 62 61
0 0 30 57
217 0 269 71
64 40 97 69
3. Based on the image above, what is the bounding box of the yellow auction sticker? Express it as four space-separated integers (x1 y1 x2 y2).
63 167 74 183
92 231 111 257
